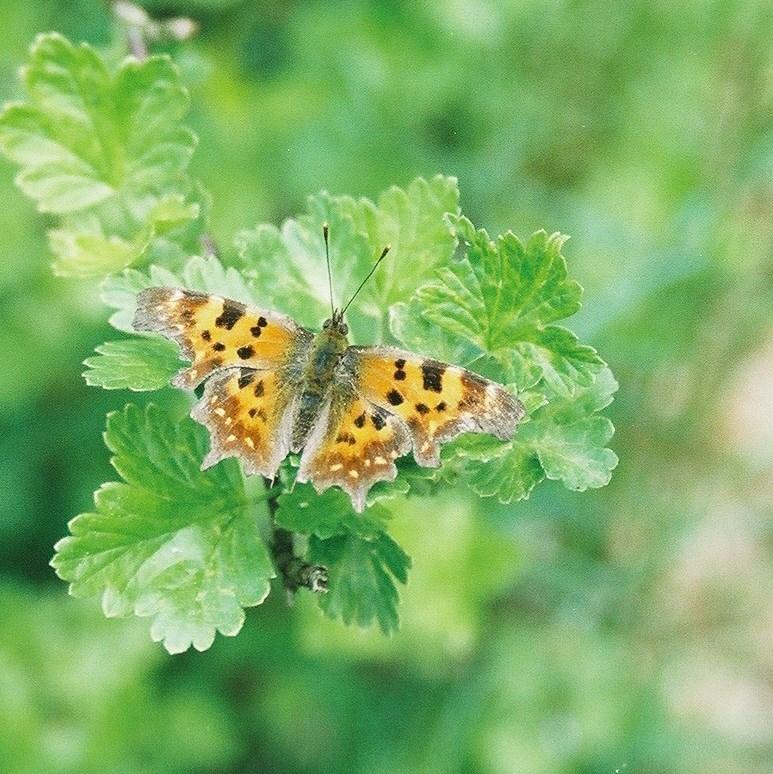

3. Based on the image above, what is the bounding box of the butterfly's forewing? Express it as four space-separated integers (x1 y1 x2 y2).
351 346 524 466
297 378 411 513
133 287 312 389
134 287 313 478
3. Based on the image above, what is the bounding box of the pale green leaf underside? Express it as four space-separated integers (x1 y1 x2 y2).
83 338 182 390
51 404 274 654
0 33 200 280
0 33 196 217
49 194 199 277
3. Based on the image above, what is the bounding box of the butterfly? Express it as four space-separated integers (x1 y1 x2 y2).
133 226 524 512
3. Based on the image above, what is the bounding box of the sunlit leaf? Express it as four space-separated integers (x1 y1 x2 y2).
51 404 274 653
82 339 182 390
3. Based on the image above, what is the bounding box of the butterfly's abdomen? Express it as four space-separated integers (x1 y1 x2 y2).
291 328 349 450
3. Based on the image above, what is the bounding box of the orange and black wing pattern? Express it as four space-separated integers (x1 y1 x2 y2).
297 388 411 513
133 287 313 478
133 287 312 389
351 345 524 467
191 367 300 478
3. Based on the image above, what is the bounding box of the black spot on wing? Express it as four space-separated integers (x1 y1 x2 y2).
215 301 245 330
237 345 255 359
371 413 386 430
254 380 265 397
201 330 211 342
354 412 366 428
435 401 447 412
238 370 255 389
421 362 445 393
415 403 430 414
250 326 263 337
213 342 226 352
387 389 404 406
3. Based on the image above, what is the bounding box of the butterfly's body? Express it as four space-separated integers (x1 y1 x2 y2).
134 286 524 512
293 321 349 450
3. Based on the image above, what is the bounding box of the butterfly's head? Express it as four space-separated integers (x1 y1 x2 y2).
322 308 349 337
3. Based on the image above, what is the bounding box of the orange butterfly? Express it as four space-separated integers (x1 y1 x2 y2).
133 227 524 511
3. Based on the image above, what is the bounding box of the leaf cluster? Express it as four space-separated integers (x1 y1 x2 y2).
0 33 616 651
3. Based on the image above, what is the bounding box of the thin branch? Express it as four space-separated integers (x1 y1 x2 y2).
264 478 328 596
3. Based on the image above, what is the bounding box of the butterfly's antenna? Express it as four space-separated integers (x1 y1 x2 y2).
341 244 391 315
323 223 335 317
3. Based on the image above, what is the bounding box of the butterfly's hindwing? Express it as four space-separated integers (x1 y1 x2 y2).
133 287 312 388
297 384 411 513
351 346 524 466
192 367 300 479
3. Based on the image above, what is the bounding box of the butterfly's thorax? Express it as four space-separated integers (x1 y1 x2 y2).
292 327 349 449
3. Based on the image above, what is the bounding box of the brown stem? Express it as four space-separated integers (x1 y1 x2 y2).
265 479 328 595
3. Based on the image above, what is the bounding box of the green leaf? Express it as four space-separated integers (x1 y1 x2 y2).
236 175 459 340
0 34 201 279
455 367 619 502
308 531 410 634
0 34 196 218
51 404 274 654
83 338 182 390
49 194 199 277
275 484 391 540
341 174 460 309
393 215 604 396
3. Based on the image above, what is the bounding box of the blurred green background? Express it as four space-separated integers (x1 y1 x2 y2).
1 1 771 772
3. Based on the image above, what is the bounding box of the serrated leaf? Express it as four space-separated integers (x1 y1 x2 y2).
236 175 459 340
275 484 392 540
308 531 410 635
0 34 196 219
51 404 274 654
455 367 619 503
83 339 182 390
0 34 202 280
341 174 460 310
49 194 199 277
393 215 604 396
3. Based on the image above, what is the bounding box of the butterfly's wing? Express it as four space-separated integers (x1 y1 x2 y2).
133 287 310 389
297 346 523 512
134 287 313 478
296 361 411 513
350 345 524 466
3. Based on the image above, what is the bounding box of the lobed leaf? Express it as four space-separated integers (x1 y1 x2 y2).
51 404 274 653
308 530 410 635
392 215 604 396
454 367 619 502
236 175 459 340
275 484 392 540
0 34 196 216
82 339 182 391
0 33 201 277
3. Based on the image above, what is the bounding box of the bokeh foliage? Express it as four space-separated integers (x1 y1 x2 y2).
1 1 771 772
